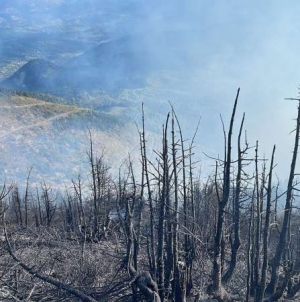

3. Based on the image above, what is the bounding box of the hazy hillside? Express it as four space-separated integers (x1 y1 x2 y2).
0 0 299 184
1 31 194 94
2 59 57 91
0 89 142 186
2 37 151 92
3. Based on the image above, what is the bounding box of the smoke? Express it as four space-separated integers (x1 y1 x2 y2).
130 0 300 178
1 0 300 183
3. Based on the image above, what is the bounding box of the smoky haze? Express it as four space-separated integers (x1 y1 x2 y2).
0 0 300 184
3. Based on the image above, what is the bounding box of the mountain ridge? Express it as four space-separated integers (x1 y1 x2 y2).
1 35 154 93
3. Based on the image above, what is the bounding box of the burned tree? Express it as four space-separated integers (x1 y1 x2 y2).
209 88 240 301
265 98 300 300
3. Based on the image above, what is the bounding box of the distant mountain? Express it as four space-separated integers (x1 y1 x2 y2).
55 36 154 91
2 36 155 93
2 59 57 91
1 30 191 95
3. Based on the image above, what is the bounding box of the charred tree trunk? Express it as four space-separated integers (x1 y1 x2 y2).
209 88 240 301
41 183 56 228
171 111 185 302
13 187 22 227
222 113 245 284
88 130 99 238
257 145 276 301
266 100 300 299
253 141 262 299
140 104 156 277
157 115 170 301
246 191 255 302
24 167 32 228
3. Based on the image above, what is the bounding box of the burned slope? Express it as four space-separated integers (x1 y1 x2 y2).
0 90 140 186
